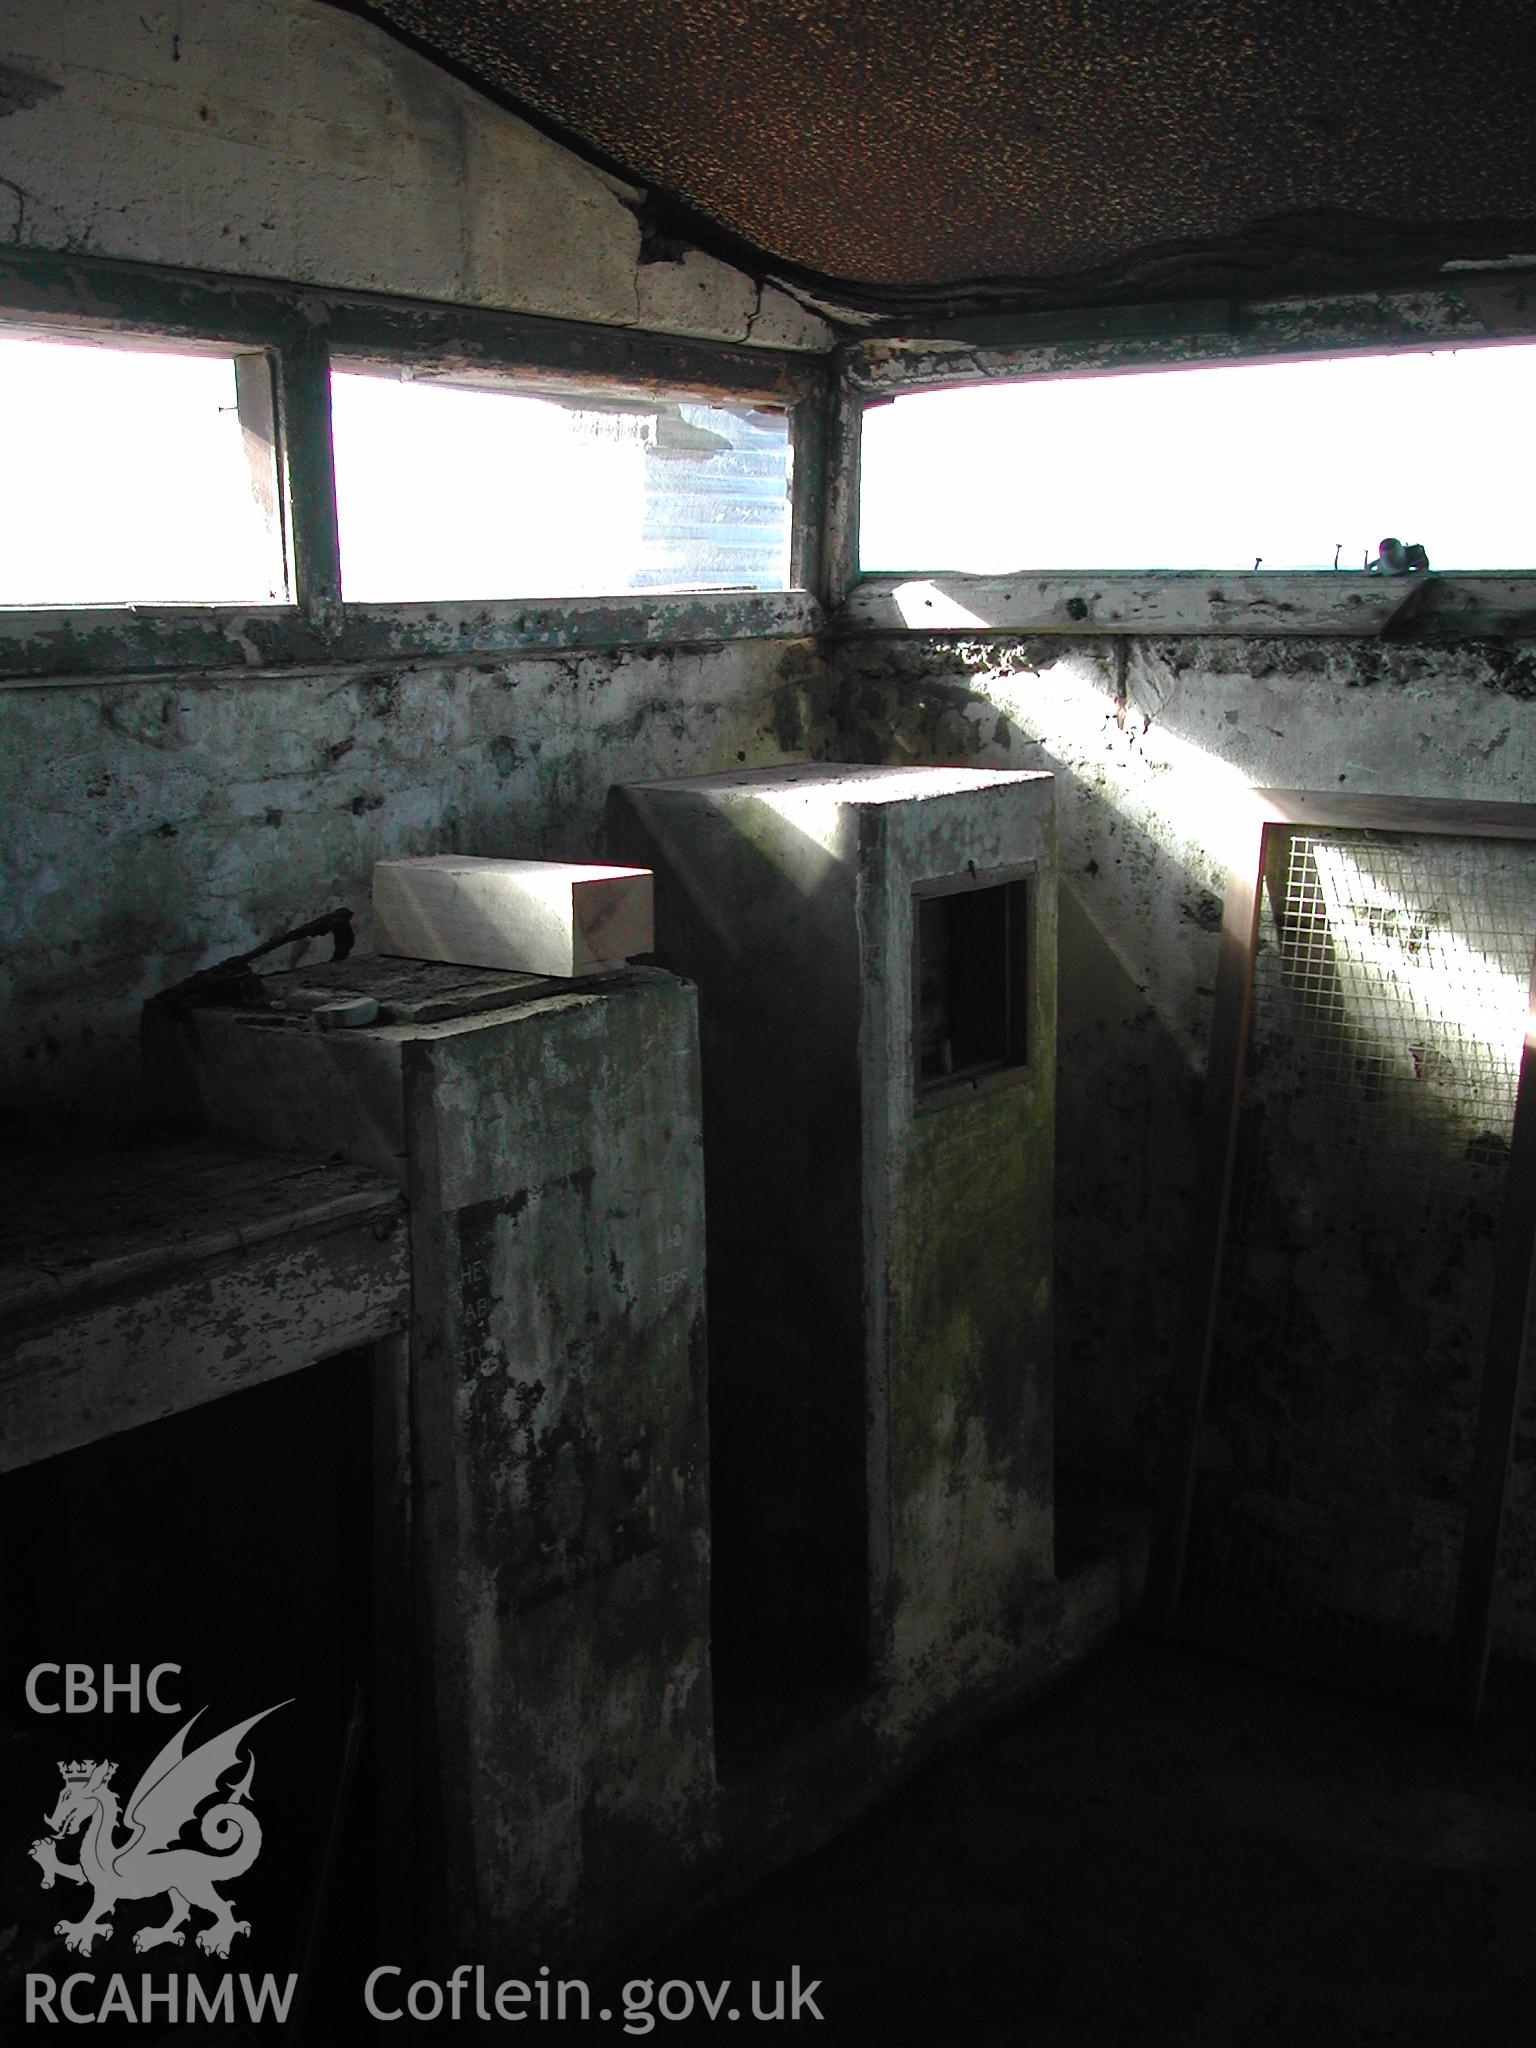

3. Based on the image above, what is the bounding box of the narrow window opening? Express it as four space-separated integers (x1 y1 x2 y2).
329 368 791 601
915 876 1029 1093
861 342 1536 575
0 331 288 607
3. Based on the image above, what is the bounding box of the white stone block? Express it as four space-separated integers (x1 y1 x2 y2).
373 855 652 978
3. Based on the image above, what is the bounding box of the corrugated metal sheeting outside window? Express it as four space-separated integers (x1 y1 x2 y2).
330 371 791 601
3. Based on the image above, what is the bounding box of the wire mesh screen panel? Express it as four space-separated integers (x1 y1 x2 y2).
1182 829 1536 1698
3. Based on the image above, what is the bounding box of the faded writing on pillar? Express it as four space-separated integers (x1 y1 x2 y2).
462 1250 500 1377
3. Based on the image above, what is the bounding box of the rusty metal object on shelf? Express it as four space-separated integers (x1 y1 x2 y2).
145 910 356 1019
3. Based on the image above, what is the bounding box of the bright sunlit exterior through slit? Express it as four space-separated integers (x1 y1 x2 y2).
329 370 791 602
859 343 1536 575
0 335 794 611
0 334 287 608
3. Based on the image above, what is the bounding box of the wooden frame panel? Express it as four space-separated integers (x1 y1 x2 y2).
1150 790 1536 1725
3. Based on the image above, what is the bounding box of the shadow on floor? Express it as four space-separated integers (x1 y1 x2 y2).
634 1635 1536 2046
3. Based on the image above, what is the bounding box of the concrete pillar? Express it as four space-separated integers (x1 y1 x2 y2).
147 961 713 1962
609 765 1056 1710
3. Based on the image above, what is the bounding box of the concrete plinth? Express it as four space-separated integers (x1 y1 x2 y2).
609 765 1057 1709
145 957 712 1964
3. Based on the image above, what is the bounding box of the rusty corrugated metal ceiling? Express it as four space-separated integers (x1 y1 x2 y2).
331 1 1536 312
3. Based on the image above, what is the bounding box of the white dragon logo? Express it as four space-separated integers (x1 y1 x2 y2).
29 1702 288 1959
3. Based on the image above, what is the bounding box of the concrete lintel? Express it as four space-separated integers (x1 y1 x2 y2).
836 572 1536 641
0 589 825 686
0 247 826 401
845 277 1529 393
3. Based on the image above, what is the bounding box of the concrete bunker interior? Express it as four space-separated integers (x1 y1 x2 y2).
3 0 1536 2031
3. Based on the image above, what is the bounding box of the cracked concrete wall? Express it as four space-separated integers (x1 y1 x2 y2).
836 631 1536 1661
0 639 837 1140
0 0 831 349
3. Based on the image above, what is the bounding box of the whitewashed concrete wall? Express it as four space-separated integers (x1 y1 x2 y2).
0 639 834 1138
0 0 831 348
0 0 836 1138
836 631 1536 1660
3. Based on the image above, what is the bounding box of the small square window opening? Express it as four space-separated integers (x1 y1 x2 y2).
915 875 1029 1094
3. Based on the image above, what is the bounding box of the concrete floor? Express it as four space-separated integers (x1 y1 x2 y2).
639 1637 1536 2045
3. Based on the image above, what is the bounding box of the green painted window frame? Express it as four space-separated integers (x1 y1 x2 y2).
824 279 1536 643
0 248 829 685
